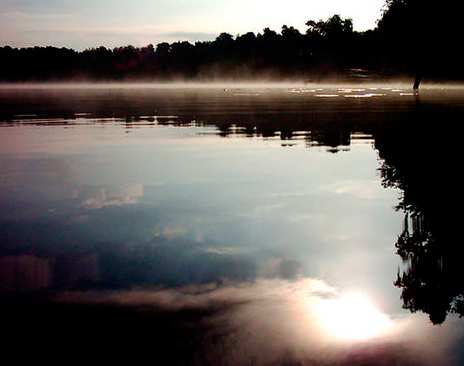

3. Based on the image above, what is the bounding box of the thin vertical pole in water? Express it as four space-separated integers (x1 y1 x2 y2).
413 71 422 90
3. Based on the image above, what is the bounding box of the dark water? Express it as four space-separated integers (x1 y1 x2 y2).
1 83 463 365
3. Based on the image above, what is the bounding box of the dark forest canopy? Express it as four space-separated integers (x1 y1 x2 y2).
1 0 463 83
376 0 464 84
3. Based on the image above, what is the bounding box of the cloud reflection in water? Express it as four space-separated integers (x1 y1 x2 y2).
51 277 427 365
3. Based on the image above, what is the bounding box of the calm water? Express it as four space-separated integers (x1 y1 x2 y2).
1 83 463 365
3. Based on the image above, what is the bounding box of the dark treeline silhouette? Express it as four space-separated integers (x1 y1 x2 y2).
0 18 366 82
1 0 463 83
376 0 464 87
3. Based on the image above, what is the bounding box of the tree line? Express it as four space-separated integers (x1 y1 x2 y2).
0 0 462 83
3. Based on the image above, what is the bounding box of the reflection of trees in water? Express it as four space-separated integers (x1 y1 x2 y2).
375 102 463 324
393 212 463 325
160 95 464 325
162 114 357 151
3 87 464 325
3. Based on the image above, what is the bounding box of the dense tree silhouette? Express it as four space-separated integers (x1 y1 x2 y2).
377 0 464 86
0 1 463 83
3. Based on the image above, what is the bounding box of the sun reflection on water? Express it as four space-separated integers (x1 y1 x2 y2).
318 293 392 340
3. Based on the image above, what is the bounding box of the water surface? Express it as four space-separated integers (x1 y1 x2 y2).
1 84 463 365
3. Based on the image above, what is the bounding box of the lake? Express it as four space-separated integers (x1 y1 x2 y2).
1 83 463 365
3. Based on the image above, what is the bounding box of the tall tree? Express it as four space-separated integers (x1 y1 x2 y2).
377 0 464 87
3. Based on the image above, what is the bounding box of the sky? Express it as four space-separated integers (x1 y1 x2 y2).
0 0 386 50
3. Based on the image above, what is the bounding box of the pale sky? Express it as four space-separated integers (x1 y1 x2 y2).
0 0 386 50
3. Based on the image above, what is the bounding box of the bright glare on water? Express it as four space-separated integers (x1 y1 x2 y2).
317 293 392 340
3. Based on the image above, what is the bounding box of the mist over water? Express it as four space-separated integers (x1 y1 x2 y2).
3 80 462 89
1 84 464 365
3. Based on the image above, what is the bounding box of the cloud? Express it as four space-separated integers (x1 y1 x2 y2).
51 278 426 365
1 0 386 49
0 11 73 20
77 184 143 209
160 31 217 43
55 277 334 313
318 179 379 199
202 245 251 255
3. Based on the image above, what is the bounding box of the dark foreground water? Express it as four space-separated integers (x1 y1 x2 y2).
1 83 463 365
